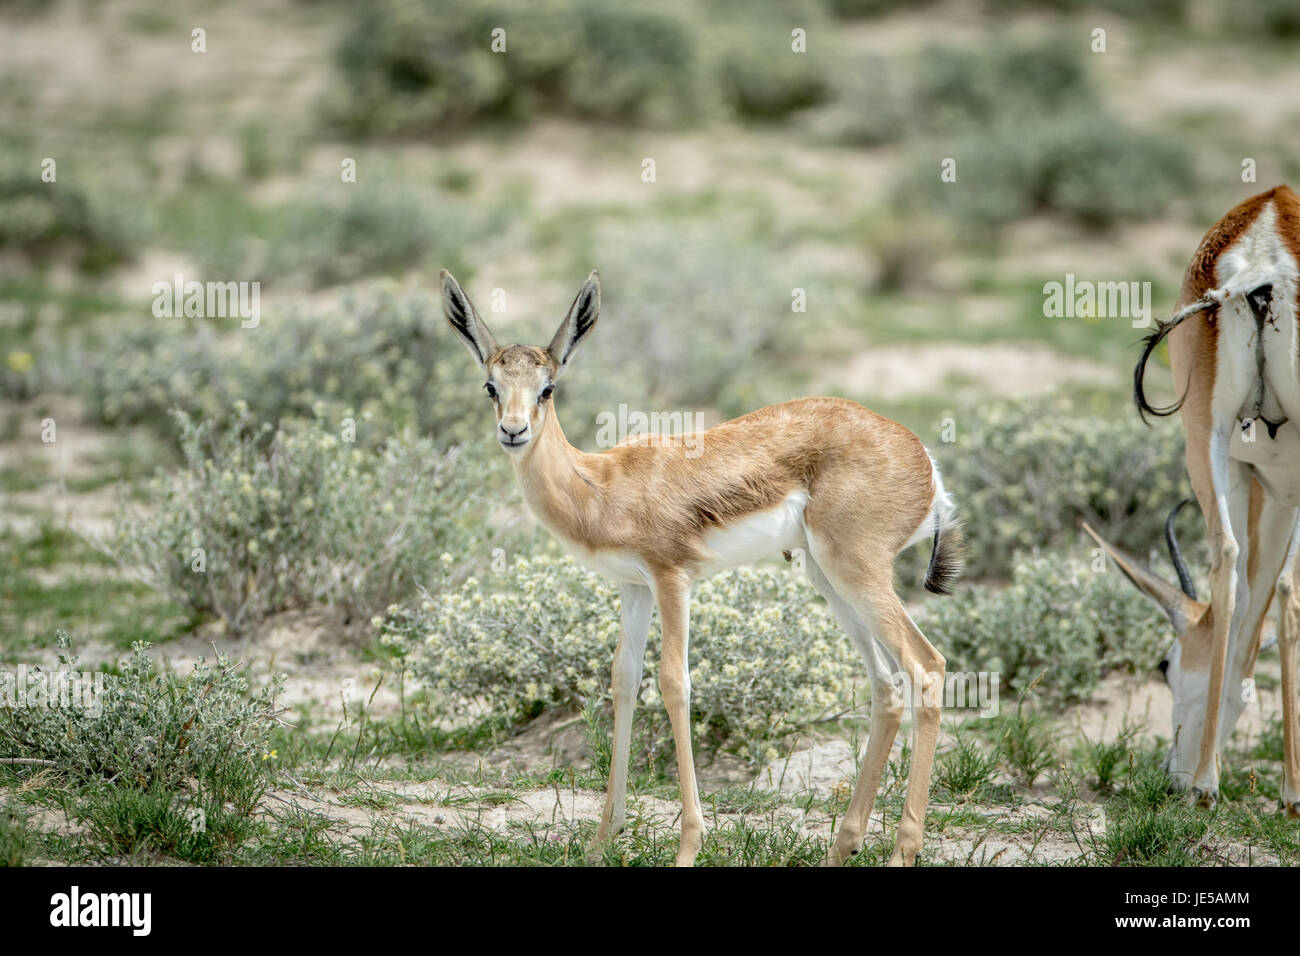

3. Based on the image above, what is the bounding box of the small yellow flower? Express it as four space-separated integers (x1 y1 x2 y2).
261 749 277 761
6 351 33 374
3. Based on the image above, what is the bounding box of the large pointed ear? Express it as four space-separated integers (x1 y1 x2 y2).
1082 523 1205 633
441 270 498 372
547 270 600 377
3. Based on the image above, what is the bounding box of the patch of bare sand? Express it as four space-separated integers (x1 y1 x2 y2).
440 706 752 790
255 773 1109 865
159 610 406 722
1067 665 1286 753
0 0 335 149
441 117 898 218
1110 46 1300 135
926 802 1101 866
1000 216 1205 286
819 341 1119 401
0 400 130 538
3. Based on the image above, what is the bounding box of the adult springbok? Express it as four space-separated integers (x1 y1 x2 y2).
441 269 963 866
1112 184 1300 814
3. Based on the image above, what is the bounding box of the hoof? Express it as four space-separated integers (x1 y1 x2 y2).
1191 787 1219 809
1284 801 1300 820
824 838 860 867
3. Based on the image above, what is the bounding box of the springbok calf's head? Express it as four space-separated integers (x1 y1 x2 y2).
441 270 600 455
1083 504 1215 790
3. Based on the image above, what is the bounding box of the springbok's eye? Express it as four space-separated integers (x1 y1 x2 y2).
539 384 554 402
484 382 498 401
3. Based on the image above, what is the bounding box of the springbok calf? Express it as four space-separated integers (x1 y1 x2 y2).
441 269 963 866
1125 184 1300 814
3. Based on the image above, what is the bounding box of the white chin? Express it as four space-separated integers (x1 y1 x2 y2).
499 438 530 453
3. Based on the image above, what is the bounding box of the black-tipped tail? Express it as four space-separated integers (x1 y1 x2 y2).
924 520 965 595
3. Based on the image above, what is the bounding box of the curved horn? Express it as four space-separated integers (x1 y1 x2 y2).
1165 498 1197 600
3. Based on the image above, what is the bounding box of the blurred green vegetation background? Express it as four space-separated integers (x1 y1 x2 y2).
3 0 1299 646
5 3 1300 863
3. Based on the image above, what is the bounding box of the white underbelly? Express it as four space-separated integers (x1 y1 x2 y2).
553 491 811 585
698 490 810 575
564 541 652 585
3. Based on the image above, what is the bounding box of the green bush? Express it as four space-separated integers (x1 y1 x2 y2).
561 219 801 414
78 288 486 448
565 4 705 123
0 806 30 866
803 53 903 146
809 33 1096 147
382 556 861 763
329 0 701 132
193 179 488 289
711 1 833 120
0 150 148 271
918 553 1168 702
328 0 835 133
1100 763 1208 865
0 637 279 798
823 0 928 16
933 396 1195 577
1231 0 1300 37
911 35 1098 134
114 409 497 637
903 111 1198 233
934 729 1001 801
983 0 1189 22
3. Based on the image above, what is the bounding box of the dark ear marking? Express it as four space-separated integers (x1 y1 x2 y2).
547 270 601 374
571 285 597 340
441 269 497 370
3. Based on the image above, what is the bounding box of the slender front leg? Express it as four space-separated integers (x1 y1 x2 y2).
589 582 653 860
654 569 704 867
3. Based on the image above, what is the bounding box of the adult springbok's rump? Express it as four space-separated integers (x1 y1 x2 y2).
441 269 964 866
1128 184 1300 814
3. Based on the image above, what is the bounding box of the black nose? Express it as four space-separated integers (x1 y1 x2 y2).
500 422 527 438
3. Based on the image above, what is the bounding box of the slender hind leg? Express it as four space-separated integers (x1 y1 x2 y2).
805 557 903 865
809 541 945 867
1274 519 1300 817
1189 433 1251 802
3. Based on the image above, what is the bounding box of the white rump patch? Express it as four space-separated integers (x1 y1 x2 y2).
902 452 954 551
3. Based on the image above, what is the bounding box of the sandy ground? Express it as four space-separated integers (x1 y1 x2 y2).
818 341 1120 400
